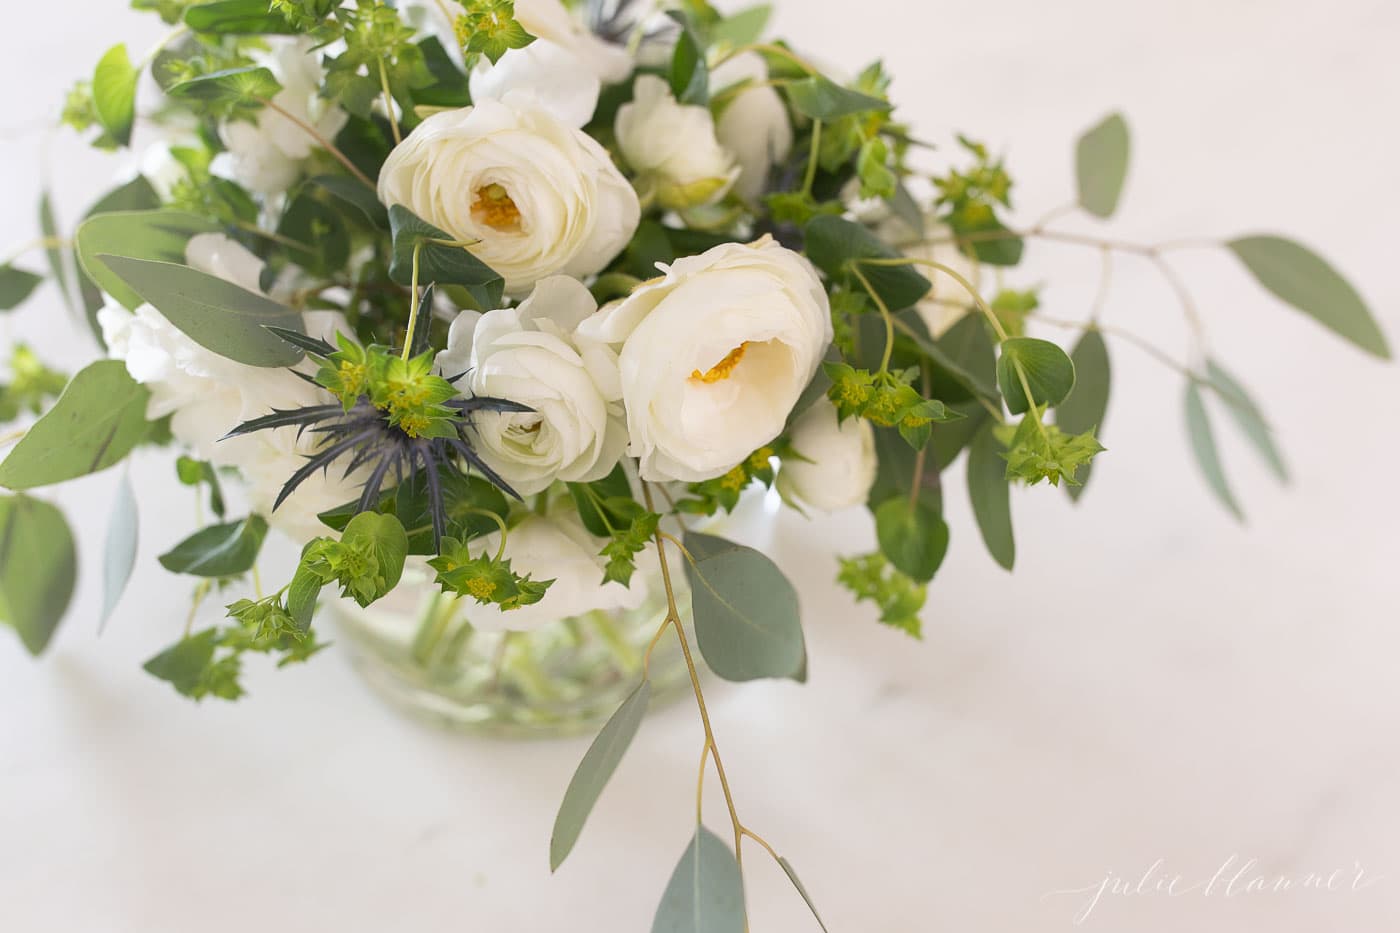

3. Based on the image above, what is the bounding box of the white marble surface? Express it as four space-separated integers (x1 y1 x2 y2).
3 1 1399 930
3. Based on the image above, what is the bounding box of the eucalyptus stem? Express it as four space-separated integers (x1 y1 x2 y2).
257 97 375 190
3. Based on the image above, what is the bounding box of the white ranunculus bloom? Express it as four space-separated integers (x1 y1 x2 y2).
97 234 359 542
614 74 737 210
776 398 877 512
458 510 651 632
575 236 832 483
213 38 348 196
377 94 640 295
711 52 793 203
436 276 626 496
469 0 631 128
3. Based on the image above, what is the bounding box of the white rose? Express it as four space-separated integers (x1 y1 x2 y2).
575 236 832 483
377 94 640 295
214 38 348 195
457 510 650 632
97 234 360 541
776 398 876 512
435 275 626 496
712 53 793 203
614 74 737 210
469 0 631 128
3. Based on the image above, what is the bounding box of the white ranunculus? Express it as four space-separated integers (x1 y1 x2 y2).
614 74 737 210
575 236 832 483
436 275 626 496
213 38 348 196
711 53 793 203
776 398 877 512
97 234 359 542
377 94 640 295
469 0 631 127
458 510 651 632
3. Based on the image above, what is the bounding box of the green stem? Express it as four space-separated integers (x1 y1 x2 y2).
377 57 402 146
402 240 423 361
410 591 449 666
587 609 642 674
257 97 376 190
801 119 822 198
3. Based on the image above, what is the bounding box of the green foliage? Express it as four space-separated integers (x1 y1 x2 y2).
326 1 435 118
668 11 709 104
167 66 283 119
0 360 150 491
682 531 806 682
934 136 1023 266
651 827 747 933
0 345 66 422
0 494 77 655
92 44 139 148
777 857 831 933
708 5 772 49
856 136 896 200
158 514 268 578
1056 328 1111 500
38 191 75 314
312 337 462 439
268 0 337 29
785 75 891 121
874 497 948 583
1075 113 1130 218
836 551 925 638
176 456 227 518
428 536 552 610
599 510 660 587
454 0 536 65
550 680 651 872
1001 409 1105 487
101 472 139 631
1183 380 1242 521
966 421 1014 570
75 209 223 310
996 336 1076 415
185 0 301 34
0 265 43 311
804 214 930 312
302 511 410 607
823 362 958 449
388 204 505 310
1204 359 1287 483
674 446 776 516
989 287 1039 337
1227 235 1389 359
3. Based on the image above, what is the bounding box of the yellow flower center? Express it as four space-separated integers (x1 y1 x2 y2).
466 577 497 600
690 342 751 384
471 183 522 232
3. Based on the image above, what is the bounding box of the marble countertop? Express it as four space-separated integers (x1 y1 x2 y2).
2 1 1398 930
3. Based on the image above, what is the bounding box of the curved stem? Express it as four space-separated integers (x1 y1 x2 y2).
257 97 375 190
849 264 897 371
715 42 821 75
402 240 423 361
801 120 822 198
376 57 402 146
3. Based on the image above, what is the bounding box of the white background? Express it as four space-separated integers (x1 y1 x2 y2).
3 1 1399 930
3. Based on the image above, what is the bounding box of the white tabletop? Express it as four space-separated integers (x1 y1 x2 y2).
2 2 1399 930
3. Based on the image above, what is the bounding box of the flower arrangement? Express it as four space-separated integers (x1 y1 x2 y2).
0 0 1389 926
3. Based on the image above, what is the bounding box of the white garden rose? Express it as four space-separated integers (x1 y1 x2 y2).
575 236 832 483
776 397 877 512
469 0 632 128
712 53 793 203
456 510 651 632
213 38 347 196
96 234 360 542
377 94 640 295
614 75 737 210
435 275 626 496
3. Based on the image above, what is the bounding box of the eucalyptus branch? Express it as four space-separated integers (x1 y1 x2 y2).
1033 315 1194 377
256 97 375 190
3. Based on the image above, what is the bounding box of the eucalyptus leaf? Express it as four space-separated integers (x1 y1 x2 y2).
777 857 831 933
1056 328 1111 501
1075 113 1130 218
183 0 298 33
388 205 505 310
39 192 74 313
97 255 305 367
1184 381 1242 521
786 76 891 120
651 827 746 933
913 313 1000 404
308 174 388 228
550 680 651 871
0 495 77 655
158 515 269 577
0 265 43 311
709 5 772 48
93 43 138 147
996 337 1076 415
1205 359 1287 482
874 498 949 583
948 211 1023 267
967 421 1014 570
75 209 222 310
0 360 150 491
804 214 930 312
683 531 806 682
100 471 139 632
1227 235 1389 359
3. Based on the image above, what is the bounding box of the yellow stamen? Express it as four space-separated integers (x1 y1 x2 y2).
690 342 751 384
471 183 522 232
466 577 497 600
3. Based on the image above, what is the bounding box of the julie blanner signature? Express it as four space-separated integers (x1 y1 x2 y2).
1043 854 1383 925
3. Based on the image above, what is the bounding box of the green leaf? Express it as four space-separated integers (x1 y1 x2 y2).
39 192 75 313
568 464 634 537
710 5 772 48
668 14 708 105
909 313 1000 405
651 827 746 933
682 531 805 682
413 37 472 109
278 190 351 276
947 211 1023 267
550 680 651 872
1184 381 1242 521
1056 328 1111 501
786 76 891 121
167 66 283 107
388 205 505 311
967 421 1014 570
1227 235 1389 359
176 456 226 518
1075 112 1130 218
777 858 830 933
1204 359 1287 483
874 497 949 583
804 215 930 312
0 495 77 655
75 209 222 310
0 265 43 311
100 471 139 632
96 255 305 367
92 44 138 147
158 515 269 577
287 545 326 630
307 174 389 228
341 511 409 594
183 0 298 33
143 628 220 696
996 337 1076 415
0 360 150 491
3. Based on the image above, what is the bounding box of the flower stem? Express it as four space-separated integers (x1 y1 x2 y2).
257 97 376 190
376 57 403 146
